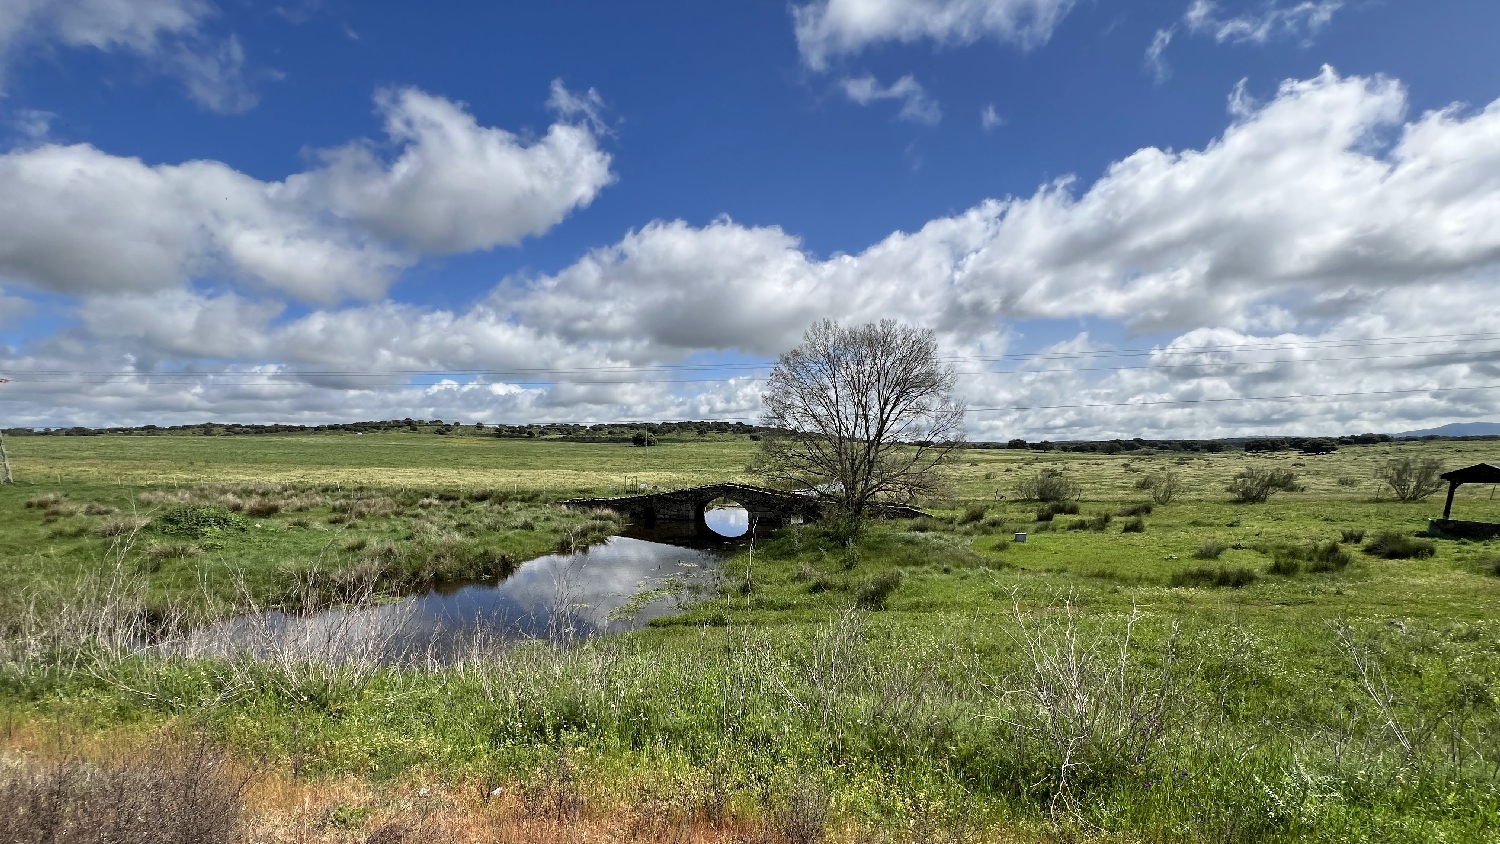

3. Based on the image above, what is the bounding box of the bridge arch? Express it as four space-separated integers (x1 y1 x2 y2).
701 495 750 538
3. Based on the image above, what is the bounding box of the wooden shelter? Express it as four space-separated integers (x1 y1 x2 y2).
1430 463 1500 540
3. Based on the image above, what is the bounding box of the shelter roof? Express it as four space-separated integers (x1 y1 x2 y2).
1440 463 1500 485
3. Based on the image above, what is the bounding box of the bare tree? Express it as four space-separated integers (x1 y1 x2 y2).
759 320 965 532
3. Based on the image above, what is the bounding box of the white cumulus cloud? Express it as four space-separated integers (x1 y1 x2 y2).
0 0 262 113
8 68 1500 439
0 85 615 302
793 0 1078 69
289 86 616 255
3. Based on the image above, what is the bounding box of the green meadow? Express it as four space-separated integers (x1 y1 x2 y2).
2 431 1499 842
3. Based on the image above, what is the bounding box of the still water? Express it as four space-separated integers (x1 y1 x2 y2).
175 506 749 661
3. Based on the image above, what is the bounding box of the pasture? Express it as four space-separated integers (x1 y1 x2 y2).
2 432 1499 842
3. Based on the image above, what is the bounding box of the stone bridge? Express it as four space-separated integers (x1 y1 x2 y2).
565 482 817 536
564 482 929 538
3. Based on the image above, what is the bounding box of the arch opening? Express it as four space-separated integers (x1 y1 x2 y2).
703 496 750 538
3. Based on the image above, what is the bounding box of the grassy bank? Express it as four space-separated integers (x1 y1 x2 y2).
2 434 1499 841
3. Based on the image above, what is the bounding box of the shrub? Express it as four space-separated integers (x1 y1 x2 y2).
1307 541 1353 573
155 506 247 539
1015 468 1080 502
0 737 244 844
1488 558 1500 578
1339 528 1366 544
1227 467 1301 503
1374 456 1446 502
776 783 829 844
794 562 834 593
1363 531 1437 559
1194 540 1228 560
1066 513 1111 532
855 569 904 609
1036 500 1080 521
145 542 202 561
244 500 281 518
83 502 117 516
907 516 935 532
1336 476 1361 488
95 516 150 537
1169 566 1259 588
1146 469 1185 505
1117 502 1153 517
24 493 65 509
1121 516 1146 533
1267 555 1301 576
958 504 988 524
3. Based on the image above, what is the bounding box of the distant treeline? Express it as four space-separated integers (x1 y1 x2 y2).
0 419 765 443
968 433 1398 455
4 421 1494 451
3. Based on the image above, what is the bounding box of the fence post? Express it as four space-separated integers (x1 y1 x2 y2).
0 429 12 485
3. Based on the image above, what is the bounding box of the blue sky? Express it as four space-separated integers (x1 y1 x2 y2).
2 0 1500 439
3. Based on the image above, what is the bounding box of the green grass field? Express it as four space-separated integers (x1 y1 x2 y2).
2 432 1499 842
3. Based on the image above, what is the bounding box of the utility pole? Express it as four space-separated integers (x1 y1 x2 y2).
0 378 12 484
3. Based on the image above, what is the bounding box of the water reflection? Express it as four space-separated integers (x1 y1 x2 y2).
705 505 749 537
177 535 726 662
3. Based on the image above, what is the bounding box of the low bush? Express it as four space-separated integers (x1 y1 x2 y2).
1137 469 1184 504
95 516 150 537
794 562 834 593
1015 468 1080 502
83 502 118 516
958 504 988 524
1169 566 1259 588
1374 455 1446 502
1227 467 1301 503
1036 501 1080 521
1117 502 1154 517
154 506 248 539
1340 528 1366 544
244 499 281 518
1066 513 1112 532
1307 541 1353 573
1488 558 1500 578
1363 531 1437 560
1267 555 1301 576
908 516 935 532
1336 476 1361 487
24 493 65 509
145 542 202 561
0 737 244 844
1121 516 1146 533
855 569 904 609
1194 540 1228 560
